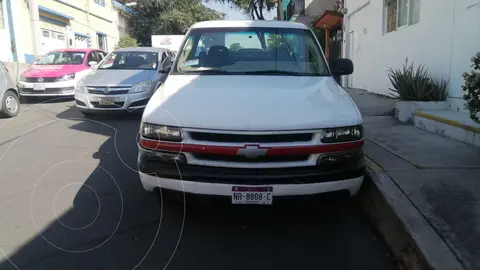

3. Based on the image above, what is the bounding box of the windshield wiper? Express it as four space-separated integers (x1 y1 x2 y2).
194 70 234 74
245 70 303 76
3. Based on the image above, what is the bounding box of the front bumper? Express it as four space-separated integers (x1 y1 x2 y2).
137 148 365 196
74 91 152 111
17 81 75 96
139 173 363 197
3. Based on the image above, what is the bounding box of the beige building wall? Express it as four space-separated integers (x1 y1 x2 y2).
14 0 119 63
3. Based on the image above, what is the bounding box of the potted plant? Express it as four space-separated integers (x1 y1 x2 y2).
462 52 480 123
389 60 448 123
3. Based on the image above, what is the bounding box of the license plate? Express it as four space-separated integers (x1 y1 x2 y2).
33 84 45 91
232 186 273 205
97 97 116 105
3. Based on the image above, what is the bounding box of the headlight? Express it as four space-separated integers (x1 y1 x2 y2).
321 125 363 143
75 79 86 93
130 81 153 93
141 123 183 142
57 73 75 81
19 74 26 82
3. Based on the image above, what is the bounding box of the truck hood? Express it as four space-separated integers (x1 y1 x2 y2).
84 69 156 86
143 75 362 131
22 65 88 77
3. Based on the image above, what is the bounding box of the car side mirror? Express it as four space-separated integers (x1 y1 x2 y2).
330 58 354 76
160 57 173 73
89 61 98 70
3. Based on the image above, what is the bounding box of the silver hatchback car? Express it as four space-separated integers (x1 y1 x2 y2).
0 61 20 118
74 47 174 116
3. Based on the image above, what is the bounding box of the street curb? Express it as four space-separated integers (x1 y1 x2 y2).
414 111 480 134
359 158 465 270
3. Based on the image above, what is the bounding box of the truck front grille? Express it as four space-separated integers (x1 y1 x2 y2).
192 154 309 163
188 132 313 143
87 86 131 95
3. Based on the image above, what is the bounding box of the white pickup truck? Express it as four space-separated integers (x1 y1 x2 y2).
139 20 364 205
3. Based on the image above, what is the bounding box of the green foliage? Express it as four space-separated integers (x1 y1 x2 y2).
210 0 277 20
462 53 480 123
266 34 280 49
388 59 448 102
266 34 298 50
229 43 243 51
117 35 138 48
129 0 224 46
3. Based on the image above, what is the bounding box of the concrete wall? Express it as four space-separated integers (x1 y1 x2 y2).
293 0 337 25
343 0 480 112
3 62 31 83
2 0 120 63
116 12 130 37
38 0 119 53
304 0 336 16
19 1 34 61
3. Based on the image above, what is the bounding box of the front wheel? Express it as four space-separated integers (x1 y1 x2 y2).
0 91 20 118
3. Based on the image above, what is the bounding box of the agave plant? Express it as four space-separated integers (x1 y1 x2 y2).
388 59 448 102
429 78 448 101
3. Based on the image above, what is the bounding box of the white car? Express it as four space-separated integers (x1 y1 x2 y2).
138 20 364 205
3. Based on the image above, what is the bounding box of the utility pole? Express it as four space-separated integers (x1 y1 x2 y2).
277 0 283 20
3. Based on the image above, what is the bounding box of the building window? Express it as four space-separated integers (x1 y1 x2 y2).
409 0 421 24
386 0 397 32
385 0 420 33
397 0 408 27
94 0 105 6
0 0 4 29
97 33 107 51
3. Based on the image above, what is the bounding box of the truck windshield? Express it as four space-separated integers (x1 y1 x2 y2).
174 27 329 76
98 51 158 70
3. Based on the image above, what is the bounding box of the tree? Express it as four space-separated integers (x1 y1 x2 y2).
463 53 480 123
117 35 138 48
129 0 224 46
210 0 277 20
229 43 243 51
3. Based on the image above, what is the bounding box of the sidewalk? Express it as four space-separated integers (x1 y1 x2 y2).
346 88 480 270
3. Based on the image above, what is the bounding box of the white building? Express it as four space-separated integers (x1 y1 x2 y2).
0 0 129 64
342 0 480 112
112 0 132 38
285 0 337 24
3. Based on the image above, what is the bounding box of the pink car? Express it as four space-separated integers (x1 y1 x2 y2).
17 48 107 98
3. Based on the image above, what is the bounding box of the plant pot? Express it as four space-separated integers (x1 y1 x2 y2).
395 101 448 123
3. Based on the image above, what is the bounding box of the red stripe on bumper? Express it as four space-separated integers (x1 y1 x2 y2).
139 139 364 156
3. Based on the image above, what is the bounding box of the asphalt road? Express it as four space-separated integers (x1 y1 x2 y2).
0 99 397 270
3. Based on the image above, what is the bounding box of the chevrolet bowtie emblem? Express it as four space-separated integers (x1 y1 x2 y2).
236 145 268 158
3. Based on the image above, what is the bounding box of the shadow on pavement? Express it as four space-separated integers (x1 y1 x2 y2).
0 98 397 270
19 96 75 105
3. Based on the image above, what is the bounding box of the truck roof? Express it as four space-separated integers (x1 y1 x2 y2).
191 20 309 30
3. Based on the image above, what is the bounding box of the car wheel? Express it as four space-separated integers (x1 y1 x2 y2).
0 91 20 118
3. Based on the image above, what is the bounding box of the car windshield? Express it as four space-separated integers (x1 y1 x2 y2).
98 51 158 70
174 27 329 76
36 51 86 65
